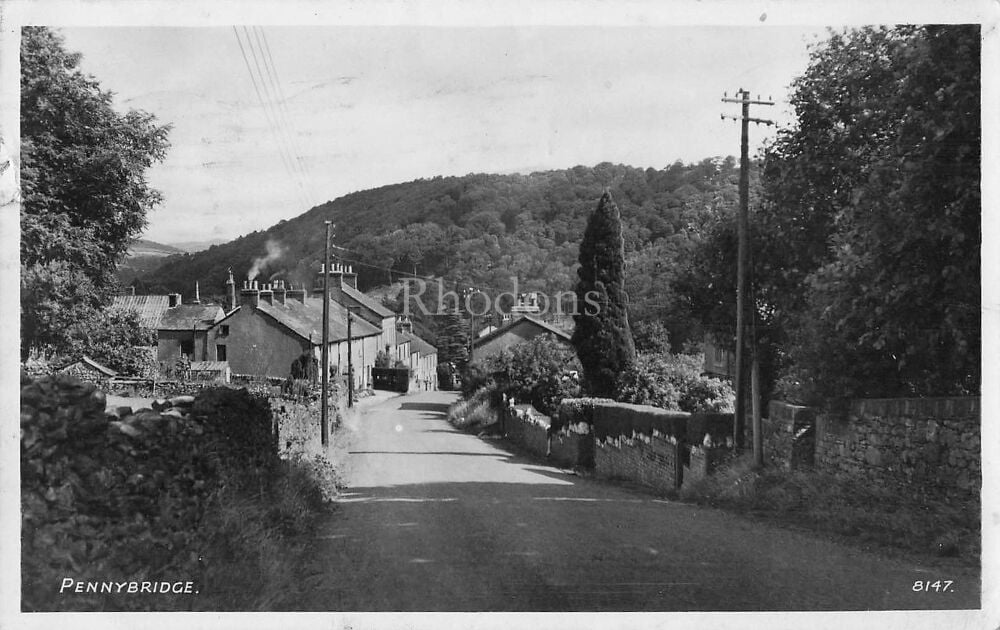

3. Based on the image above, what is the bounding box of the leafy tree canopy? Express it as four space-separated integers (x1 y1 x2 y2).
684 25 980 402
21 27 171 361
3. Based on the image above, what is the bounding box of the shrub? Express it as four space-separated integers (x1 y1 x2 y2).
486 336 582 416
616 352 734 413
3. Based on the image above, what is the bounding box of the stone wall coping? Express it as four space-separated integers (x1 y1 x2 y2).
850 397 980 420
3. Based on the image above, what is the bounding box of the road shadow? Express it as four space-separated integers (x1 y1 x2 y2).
398 401 450 414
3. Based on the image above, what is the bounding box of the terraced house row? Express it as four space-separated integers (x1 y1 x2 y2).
112 263 438 391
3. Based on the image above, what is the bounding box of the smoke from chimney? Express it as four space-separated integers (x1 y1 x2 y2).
248 239 286 282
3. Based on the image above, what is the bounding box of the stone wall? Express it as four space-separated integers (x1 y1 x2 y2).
503 410 550 460
548 431 586 469
594 432 682 493
756 401 816 471
682 445 730 488
814 397 980 498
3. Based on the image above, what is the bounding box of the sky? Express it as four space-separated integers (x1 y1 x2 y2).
57 25 827 245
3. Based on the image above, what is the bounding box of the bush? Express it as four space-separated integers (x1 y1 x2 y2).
616 352 734 413
460 361 495 398
486 336 582 416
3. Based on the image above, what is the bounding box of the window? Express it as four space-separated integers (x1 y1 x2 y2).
216 344 227 361
180 339 194 358
220 325 230 336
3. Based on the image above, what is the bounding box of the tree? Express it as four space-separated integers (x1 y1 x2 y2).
760 26 980 401
20 27 171 358
571 190 636 397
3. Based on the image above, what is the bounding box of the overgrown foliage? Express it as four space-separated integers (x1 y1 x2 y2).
20 27 171 362
468 336 582 417
770 25 980 401
572 191 636 397
446 387 501 432
616 353 735 413
681 25 980 403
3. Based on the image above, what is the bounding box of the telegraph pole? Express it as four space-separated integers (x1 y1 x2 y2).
347 307 355 408
721 89 773 463
321 221 333 446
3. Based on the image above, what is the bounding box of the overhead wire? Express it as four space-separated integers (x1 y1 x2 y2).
232 26 312 210
255 27 317 192
245 27 313 195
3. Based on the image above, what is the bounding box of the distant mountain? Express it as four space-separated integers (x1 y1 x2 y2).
135 159 743 347
168 239 228 253
128 239 185 257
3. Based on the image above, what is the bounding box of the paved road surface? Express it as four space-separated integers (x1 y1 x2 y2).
292 391 979 612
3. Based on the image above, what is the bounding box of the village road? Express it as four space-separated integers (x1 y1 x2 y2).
291 390 979 612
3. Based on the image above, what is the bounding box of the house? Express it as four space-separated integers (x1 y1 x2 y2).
470 314 573 365
112 287 225 365
206 275 382 390
156 298 226 363
314 263 404 362
57 355 118 384
703 334 736 380
396 316 438 390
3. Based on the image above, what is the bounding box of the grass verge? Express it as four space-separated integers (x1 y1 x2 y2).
446 387 501 433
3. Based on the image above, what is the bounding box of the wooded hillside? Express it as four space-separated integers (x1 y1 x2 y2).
137 159 744 348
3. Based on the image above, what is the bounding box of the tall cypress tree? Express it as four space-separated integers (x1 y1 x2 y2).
572 190 636 397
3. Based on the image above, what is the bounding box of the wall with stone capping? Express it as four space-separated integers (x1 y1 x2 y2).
594 433 682 493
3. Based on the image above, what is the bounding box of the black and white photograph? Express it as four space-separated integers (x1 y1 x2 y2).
1 1 995 628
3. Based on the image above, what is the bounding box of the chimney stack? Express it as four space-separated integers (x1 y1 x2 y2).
313 262 358 296
287 283 306 304
192 281 201 305
396 315 413 335
259 283 274 306
240 279 261 309
225 268 236 311
273 279 287 305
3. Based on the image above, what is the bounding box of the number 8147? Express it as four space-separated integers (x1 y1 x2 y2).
912 580 954 592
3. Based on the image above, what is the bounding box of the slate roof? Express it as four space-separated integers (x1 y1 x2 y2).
399 331 437 357
58 355 118 377
190 361 229 372
159 304 226 331
341 284 395 318
111 295 171 328
253 296 381 343
472 314 572 349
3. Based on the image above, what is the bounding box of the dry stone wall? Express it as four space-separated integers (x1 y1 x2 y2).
815 397 980 498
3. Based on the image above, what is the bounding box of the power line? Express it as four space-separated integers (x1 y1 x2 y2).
240 26 311 204
255 27 317 188
247 27 312 189
232 26 311 210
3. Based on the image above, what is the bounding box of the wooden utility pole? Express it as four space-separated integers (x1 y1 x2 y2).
321 221 333 446
721 89 773 460
347 307 354 408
